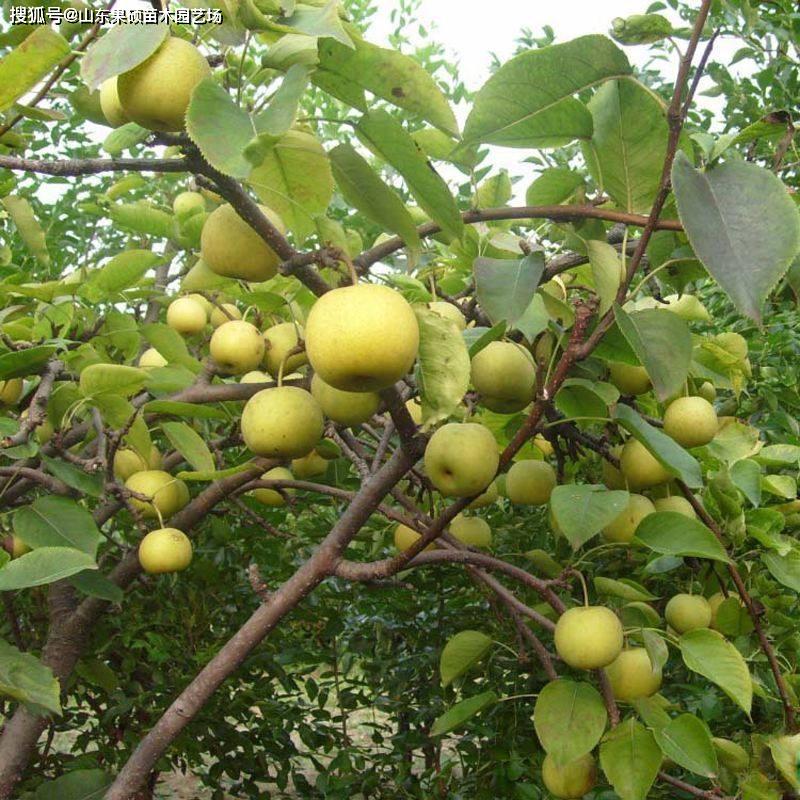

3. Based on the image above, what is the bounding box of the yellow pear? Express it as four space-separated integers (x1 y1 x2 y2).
240 370 271 384
166 296 207 335
620 439 671 490
609 362 651 395
424 423 499 497
653 495 696 518
506 460 556 506
210 320 265 375
172 191 205 219
9 536 31 559
241 387 323 458
263 322 307 378
450 514 492 548
311 374 380 427
665 594 712 633
138 528 192 574
201 203 286 282
0 379 23 406
605 648 662 702
113 445 160 481
663 396 718 448
405 398 423 425
533 434 554 457
138 348 167 368
697 381 716 403
470 341 535 413
602 494 655 543
601 445 625 489
117 37 211 131
291 450 328 479
393 523 433 553
541 753 596 799
251 466 294 507
305 284 419 392
428 301 466 330
554 606 623 669
125 470 189 520
99 77 128 127
210 303 241 328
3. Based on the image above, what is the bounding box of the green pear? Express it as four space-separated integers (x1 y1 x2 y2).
541 752 596 799
241 387 323 458
424 423 499 498
554 606 623 669
125 470 189 520
468 480 499 509
210 320 265 375
173 191 205 220
210 303 241 328
620 439 671 490
428 301 466 330
663 396 718 448
506 460 556 506
99 77 128 127
450 514 492 548
653 495 696 518
0 379 23 406
290 450 328 479
138 527 192 574
166 296 207 335
393 523 433 553
311 374 380 427
305 284 419 392
138 348 167 368
665 594 712 633
605 647 662 701
263 322 307 378
470 341 535 413
609 362 651 396
602 494 655 543
251 466 294 507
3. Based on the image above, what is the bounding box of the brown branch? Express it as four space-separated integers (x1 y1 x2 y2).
0 155 192 176
658 771 730 799
596 669 621 727
0 360 62 448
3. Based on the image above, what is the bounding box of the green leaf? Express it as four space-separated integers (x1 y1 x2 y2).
252 63 309 139
81 249 162 302
0 638 60 715
143 400 227 421
600 718 662 800
614 305 692 402
730 459 762 506
430 691 498 737
762 474 796 499
79 364 148 398
756 444 800 467
653 713 718 778
635 512 730 562
583 79 670 212
585 240 622 315
102 122 149 157
161 421 215 472
474 253 545 327
768 734 800 792
356 110 463 241
440 630 493 687
550 485 629 550
315 36 457 135
329 144 420 259
31 768 112 800
464 322 507 358
671 152 800 321
0 26 70 112
280 1 353 47
108 202 175 240
81 23 168 91
463 35 631 148
613 404 703 488
413 307 470 428
0 346 59 380
534 680 607 765
555 378 619 419
680 628 752 714
763 550 800 592
141 323 202 373
611 13 674 45
248 129 333 241
526 168 584 206
412 128 480 173
0 547 96 590
594 576 656 602
2 196 49 266
68 570 124 604
14 497 102 557
186 77 253 179
41 456 104 498
474 171 512 208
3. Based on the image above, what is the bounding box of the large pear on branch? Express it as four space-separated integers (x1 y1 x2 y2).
138 528 192 574
117 37 210 131
619 439 671 490
241 387 323 458
210 320 265 375
113 445 161 481
609 362 651 396
541 753 596 799
0 379 23 406
167 296 207 335
450 514 492 548
251 466 294 507
663 396 719 448
506 460 556 506
125 470 189 520
665 593 712 633
605 647 662 701
424 423 498 498
305 284 419 392
602 493 655 543
311 374 380 427
470 341 535 413
554 606 623 669
201 203 286 282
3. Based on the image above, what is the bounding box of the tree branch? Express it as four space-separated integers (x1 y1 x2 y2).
0 155 192 176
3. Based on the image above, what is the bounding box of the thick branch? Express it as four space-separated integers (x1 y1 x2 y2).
0 155 192 176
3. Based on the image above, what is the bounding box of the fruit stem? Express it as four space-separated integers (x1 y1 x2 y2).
574 570 590 607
